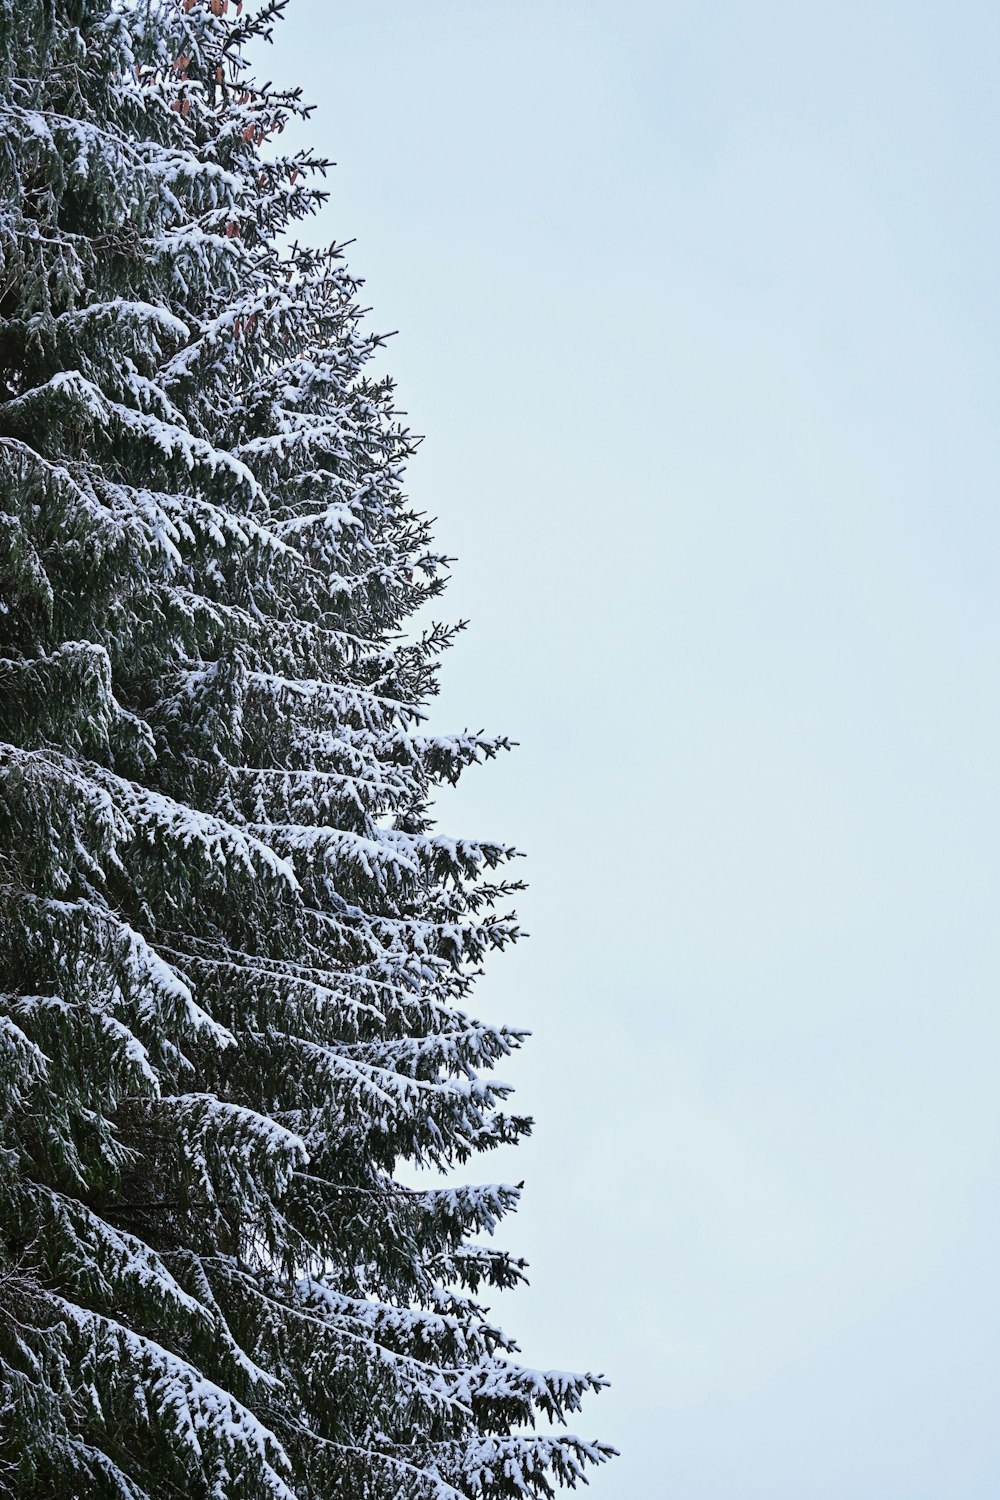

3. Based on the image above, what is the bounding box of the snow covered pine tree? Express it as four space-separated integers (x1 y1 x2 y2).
0 1 612 1497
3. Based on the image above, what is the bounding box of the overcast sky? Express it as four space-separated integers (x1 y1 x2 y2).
278 4 1000 1495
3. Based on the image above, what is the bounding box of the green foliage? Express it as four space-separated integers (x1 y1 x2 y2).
0 2 612 1496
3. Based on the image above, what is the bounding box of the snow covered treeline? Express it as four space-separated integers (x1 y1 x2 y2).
0 1 611 1496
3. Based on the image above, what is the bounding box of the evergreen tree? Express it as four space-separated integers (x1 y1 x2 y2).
0 2 613 1497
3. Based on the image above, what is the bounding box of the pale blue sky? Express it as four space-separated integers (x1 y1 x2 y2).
280 4 1000 1495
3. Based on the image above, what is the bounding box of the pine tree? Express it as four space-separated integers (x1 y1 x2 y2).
0 2 613 1496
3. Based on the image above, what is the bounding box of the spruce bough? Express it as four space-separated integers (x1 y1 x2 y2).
0 2 612 1496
